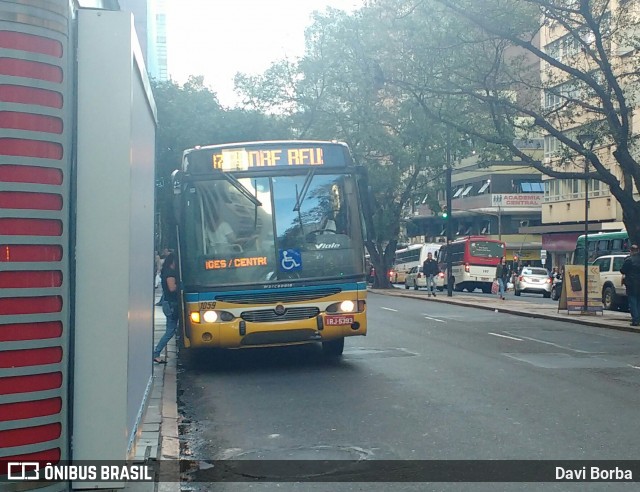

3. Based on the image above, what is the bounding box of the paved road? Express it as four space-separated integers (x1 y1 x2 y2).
178 293 640 491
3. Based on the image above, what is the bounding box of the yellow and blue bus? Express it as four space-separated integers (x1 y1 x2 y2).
171 140 368 356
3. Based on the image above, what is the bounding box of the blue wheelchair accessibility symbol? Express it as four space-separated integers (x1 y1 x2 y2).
279 249 302 272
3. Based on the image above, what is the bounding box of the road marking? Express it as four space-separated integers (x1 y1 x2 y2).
381 307 398 312
424 315 446 323
488 332 522 341
628 364 640 370
515 335 594 354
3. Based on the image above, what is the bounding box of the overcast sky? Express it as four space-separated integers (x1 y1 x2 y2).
165 0 362 107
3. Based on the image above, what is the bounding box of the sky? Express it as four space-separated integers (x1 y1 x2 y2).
166 0 362 107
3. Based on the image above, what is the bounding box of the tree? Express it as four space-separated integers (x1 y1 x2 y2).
369 0 640 244
236 8 450 288
151 76 292 248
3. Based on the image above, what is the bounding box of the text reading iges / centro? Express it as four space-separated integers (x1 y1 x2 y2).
205 257 268 270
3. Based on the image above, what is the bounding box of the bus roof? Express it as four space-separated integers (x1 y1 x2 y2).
446 235 505 245
183 140 349 154
576 230 627 242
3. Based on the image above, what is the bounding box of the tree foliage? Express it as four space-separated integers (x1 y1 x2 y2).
368 0 640 243
151 76 292 248
236 8 455 287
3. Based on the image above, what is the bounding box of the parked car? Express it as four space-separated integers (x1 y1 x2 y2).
592 254 628 310
514 267 553 298
405 266 426 290
405 267 446 291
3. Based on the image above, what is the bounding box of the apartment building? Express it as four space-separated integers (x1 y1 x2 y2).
409 154 545 265
532 0 638 268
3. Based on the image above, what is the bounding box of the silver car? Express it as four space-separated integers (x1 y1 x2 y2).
514 267 552 298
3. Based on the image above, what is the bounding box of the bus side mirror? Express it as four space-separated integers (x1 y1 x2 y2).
171 169 182 223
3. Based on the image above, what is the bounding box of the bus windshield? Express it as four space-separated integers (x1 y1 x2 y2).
469 241 504 259
180 172 365 288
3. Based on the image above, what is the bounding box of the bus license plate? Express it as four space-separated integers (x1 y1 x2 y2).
481 277 491 282
325 315 354 326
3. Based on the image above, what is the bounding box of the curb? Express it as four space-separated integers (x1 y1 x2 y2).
370 288 640 334
156 335 181 492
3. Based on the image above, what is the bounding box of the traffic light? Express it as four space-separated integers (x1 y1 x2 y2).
440 206 448 219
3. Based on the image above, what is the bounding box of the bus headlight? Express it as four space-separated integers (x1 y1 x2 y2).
327 300 362 313
340 300 355 312
202 310 234 323
190 311 201 323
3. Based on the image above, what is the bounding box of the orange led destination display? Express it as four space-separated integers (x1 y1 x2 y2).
186 142 351 174
213 147 324 170
205 256 268 270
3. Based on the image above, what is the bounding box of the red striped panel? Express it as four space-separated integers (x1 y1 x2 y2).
0 423 61 448
0 164 63 184
0 322 63 342
0 448 61 474
0 58 63 82
0 138 63 158
0 347 62 368
0 372 62 395
0 85 63 108
0 296 62 315
0 397 62 422
0 112 63 133
0 245 63 262
0 191 63 210
0 218 62 235
0 270 62 288
0 31 63 57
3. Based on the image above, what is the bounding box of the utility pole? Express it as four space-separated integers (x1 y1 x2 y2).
446 138 453 297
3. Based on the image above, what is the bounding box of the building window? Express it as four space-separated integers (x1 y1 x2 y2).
478 181 490 194
544 135 560 159
461 185 473 197
453 187 464 198
520 182 544 193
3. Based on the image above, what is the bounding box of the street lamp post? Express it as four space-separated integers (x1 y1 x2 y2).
577 133 596 314
446 141 453 297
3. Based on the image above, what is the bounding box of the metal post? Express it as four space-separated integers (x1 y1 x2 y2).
498 205 502 241
584 162 589 313
446 141 453 297
578 132 595 313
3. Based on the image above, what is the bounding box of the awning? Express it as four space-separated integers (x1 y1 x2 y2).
542 232 581 252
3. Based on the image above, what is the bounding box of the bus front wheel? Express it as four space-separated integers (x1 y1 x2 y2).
322 338 344 357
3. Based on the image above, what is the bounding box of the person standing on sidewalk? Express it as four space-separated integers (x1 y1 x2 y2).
620 244 640 327
422 252 439 297
154 252 180 363
495 257 510 300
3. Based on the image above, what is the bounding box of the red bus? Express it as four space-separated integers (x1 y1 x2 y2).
438 236 506 293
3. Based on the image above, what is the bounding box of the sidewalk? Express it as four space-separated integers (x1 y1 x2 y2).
372 287 640 333
125 301 180 492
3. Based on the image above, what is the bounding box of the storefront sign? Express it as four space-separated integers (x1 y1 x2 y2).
558 265 603 313
491 194 543 207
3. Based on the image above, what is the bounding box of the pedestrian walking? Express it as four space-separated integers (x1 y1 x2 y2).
495 256 510 300
620 244 640 327
422 252 439 297
153 252 180 363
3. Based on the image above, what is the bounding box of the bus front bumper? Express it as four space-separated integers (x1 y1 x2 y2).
184 311 367 349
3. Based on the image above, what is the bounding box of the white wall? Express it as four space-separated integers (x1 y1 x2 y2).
74 8 157 474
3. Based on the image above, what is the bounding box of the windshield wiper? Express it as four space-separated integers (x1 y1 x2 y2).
293 169 315 212
222 172 262 207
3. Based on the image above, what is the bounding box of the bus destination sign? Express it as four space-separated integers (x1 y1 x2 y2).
212 147 325 170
